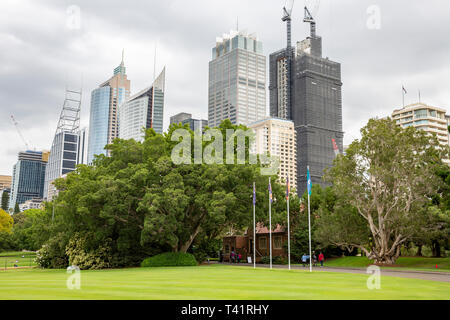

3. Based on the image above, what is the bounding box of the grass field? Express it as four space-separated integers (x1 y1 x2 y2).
323 256 450 271
0 264 449 300
0 251 36 269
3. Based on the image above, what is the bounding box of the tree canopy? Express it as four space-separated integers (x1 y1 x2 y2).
316 118 449 264
45 120 286 268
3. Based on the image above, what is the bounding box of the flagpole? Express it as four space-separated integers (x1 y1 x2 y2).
307 166 312 273
253 182 256 269
287 181 291 271
269 177 272 270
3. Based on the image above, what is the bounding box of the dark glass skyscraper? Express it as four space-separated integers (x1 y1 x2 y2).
9 151 48 209
269 16 343 195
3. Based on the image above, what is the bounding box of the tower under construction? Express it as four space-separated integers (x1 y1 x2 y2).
43 88 84 201
269 6 344 195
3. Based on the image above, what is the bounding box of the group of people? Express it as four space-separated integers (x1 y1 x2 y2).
230 250 242 263
301 252 324 267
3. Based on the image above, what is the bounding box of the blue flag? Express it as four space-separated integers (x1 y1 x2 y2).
307 166 312 195
253 183 256 205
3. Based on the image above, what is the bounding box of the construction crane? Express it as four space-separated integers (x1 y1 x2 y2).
281 0 295 120
282 0 295 50
10 115 30 150
303 6 316 38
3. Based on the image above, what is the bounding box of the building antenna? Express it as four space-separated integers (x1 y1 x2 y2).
418 89 421 103
236 16 239 31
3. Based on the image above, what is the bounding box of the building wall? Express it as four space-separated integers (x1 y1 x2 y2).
88 86 111 163
0 175 12 190
9 151 47 209
170 113 192 125
249 118 297 190
269 35 344 195
392 103 449 146
208 31 266 128
43 132 80 200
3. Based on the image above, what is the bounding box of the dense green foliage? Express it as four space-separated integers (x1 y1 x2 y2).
315 118 449 264
141 252 197 267
30 120 286 269
1 192 8 211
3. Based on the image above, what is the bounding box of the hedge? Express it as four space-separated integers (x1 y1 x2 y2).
141 252 198 267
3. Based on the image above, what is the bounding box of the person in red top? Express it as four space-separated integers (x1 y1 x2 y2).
318 252 324 267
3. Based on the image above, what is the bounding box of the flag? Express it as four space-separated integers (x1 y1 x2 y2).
286 175 290 200
268 179 273 203
402 86 407 94
332 138 339 156
307 166 312 196
253 183 256 205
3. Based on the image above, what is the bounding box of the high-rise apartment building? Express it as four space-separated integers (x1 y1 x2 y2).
9 151 48 209
118 68 165 141
208 30 266 128
269 13 343 195
88 53 131 163
249 118 297 191
43 89 83 201
392 102 449 146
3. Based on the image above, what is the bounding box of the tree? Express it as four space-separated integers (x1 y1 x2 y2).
47 120 282 267
1 192 9 211
14 203 20 214
0 209 13 234
320 118 449 265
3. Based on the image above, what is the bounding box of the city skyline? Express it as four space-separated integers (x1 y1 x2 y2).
1 0 450 175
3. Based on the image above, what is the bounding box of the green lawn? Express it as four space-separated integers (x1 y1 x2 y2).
323 256 450 271
0 251 36 269
0 265 448 300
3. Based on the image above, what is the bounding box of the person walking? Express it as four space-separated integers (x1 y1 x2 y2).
231 250 235 263
237 253 241 263
319 252 324 267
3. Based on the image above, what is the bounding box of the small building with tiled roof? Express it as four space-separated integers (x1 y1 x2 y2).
222 223 288 263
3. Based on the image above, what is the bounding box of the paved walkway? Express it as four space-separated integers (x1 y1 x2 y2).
219 262 450 283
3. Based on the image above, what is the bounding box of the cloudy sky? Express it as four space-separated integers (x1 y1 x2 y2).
1 0 449 175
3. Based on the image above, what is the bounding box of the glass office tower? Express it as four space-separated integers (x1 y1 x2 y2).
118 68 165 141
88 55 130 163
208 30 266 128
9 151 48 209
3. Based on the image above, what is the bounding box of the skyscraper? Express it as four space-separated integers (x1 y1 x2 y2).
249 117 297 191
88 52 131 163
269 9 343 195
118 68 165 141
208 30 266 128
43 89 83 201
9 150 48 209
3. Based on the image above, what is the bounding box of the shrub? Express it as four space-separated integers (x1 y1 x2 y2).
35 233 69 269
65 233 112 270
141 252 197 267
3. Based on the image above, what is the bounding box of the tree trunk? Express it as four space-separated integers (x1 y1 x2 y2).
432 240 441 257
416 244 422 257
